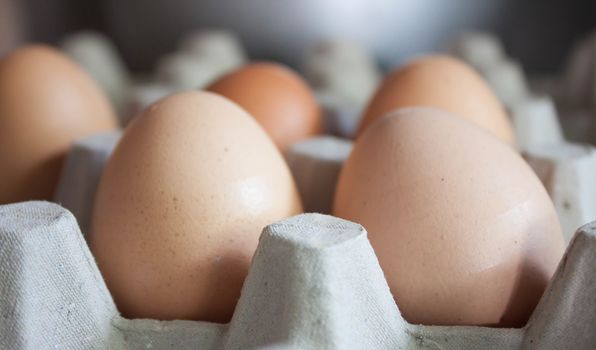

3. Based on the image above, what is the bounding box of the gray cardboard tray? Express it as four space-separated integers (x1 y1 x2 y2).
0 201 595 349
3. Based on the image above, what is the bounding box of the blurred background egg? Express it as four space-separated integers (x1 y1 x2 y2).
207 62 322 152
334 107 565 327
0 45 118 204
357 55 516 146
90 91 302 323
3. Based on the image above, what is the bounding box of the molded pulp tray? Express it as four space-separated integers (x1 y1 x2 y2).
0 201 595 349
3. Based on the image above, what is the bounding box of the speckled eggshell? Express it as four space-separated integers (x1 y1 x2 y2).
357 55 516 146
0 45 118 204
334 107 565 327
207 62 322 152
90 91 303 323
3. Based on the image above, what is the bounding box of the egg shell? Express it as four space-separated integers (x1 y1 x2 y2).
207 62 323 152
90 91 302 323
357 55 516 146
334 107 565 327
0 45 118 204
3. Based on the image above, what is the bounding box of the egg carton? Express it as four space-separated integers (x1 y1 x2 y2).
505 93 596 241
1 198 595 350
524 142 596 241
286 136 352 213
1 129 589 349
509 95 564 152
54 131 122 236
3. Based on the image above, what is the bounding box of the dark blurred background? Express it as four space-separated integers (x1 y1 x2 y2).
4 0 596 73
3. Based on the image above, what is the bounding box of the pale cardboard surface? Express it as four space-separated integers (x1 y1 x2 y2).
524 142 596 241
53 131 122 237
511 96 564 151
286 136 353 214
480 59 529 109
1 202 595 349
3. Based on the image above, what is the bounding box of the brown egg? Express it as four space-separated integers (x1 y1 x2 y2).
207 62 322 152
357 55 515 145
0 45 118 204
90 91 302 323
334 107 564 327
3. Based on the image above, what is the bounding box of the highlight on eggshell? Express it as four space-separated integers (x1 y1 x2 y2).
206 61 323 152
89 90 303 323
334 107 565 327
0 44 118 204
357 54 516 146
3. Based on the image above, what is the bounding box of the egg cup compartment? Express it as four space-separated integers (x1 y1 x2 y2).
286 136 352 214
53 130 122 236
524 142 596 241
1 200 595 349
318 102 362 139
123 83 178 125
510 96 564 151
